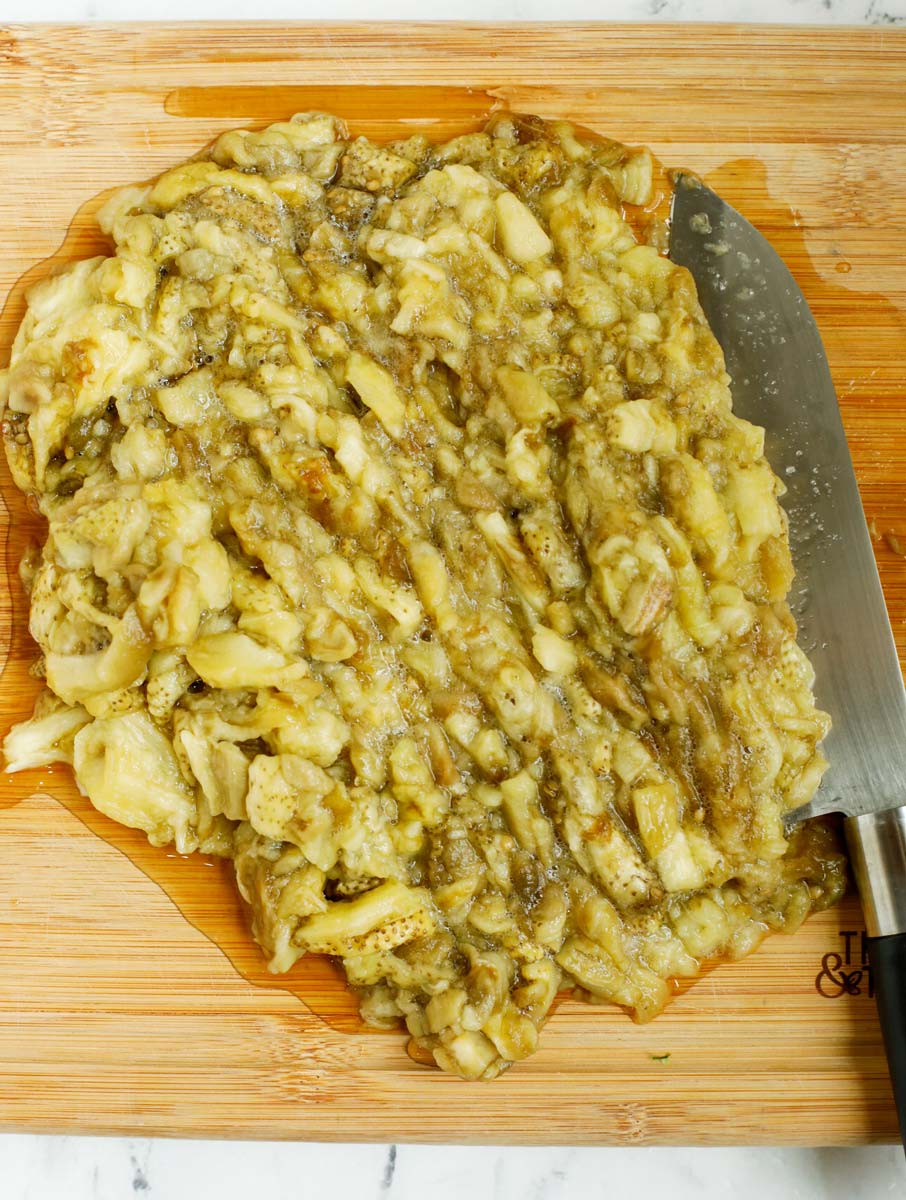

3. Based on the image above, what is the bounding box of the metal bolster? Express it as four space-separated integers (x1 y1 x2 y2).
845 806 906 939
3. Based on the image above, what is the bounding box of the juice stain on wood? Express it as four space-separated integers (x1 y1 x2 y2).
164 85 498 141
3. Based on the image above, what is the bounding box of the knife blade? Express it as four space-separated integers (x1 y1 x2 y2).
669 174 906 824
669 175 906 1147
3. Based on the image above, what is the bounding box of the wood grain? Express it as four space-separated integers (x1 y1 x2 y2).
0 22 904 1145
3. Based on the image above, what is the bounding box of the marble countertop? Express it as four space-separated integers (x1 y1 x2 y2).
2 1136 904 1198
2 2 905 1197
4 0 906 21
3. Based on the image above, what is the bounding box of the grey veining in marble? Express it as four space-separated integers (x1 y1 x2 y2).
1 0 905 22
2 1137 905 1199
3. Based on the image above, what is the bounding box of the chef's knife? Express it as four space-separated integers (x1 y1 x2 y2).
669 176 906 1147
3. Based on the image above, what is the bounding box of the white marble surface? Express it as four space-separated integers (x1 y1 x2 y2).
2 0 906 22
2 0 905 1196
0 1137 903 1199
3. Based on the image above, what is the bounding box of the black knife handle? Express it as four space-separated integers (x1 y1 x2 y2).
867 934 906 1148
845 809 906 1151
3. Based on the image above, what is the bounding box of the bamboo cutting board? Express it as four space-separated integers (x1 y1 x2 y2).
0 22 905 1146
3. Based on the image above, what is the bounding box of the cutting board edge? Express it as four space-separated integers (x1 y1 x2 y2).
0 20 903 1146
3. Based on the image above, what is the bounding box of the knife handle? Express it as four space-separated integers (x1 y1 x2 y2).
845 809 906 1149
865 933 906 1147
